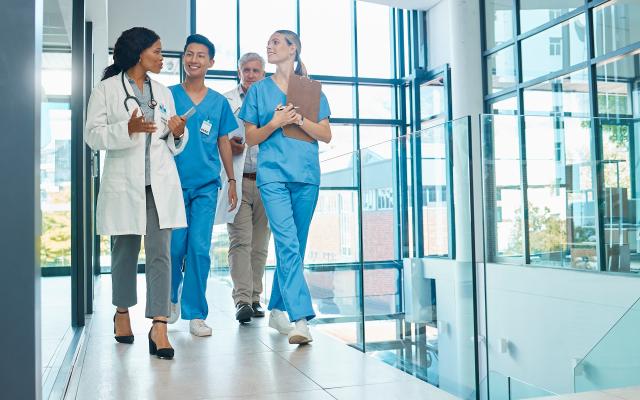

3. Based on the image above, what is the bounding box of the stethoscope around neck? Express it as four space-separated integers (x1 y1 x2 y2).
121 71 157 112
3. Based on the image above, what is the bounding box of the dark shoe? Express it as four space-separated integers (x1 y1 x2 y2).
252 302 265 318
236 303 253 323
148 320 174 359
113 310 134 344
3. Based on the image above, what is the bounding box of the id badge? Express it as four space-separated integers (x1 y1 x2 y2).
200 120 212 135
159 103 168 125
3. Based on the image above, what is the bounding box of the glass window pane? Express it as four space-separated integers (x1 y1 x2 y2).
195 0 237 71
594 0 640 58
360 126 394 150
356 1 392 78
485 115 524 259
596 50 640 118
358 85 394 119
521 15 588 82
524 116 595 268
485 0 514 49
487 45 516 94
205 79 239 95
300 0 352 76
306 190 359 264
239 0 296 74
322 83 354 118
490 95 518 114
519 0 582 34
420 125 449 256
524 68 590 117
320 125 356 188
419 76 445 121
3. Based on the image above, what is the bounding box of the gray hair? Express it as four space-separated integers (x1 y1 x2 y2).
238 52 266 69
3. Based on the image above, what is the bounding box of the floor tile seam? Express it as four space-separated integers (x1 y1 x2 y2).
271 347 334 391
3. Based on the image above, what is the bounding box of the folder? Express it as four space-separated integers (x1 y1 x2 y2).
283 74 322 142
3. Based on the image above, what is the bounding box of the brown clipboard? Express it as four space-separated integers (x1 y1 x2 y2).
283 74 322 142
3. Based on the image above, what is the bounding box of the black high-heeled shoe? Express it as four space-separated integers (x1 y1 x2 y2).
113 309 134 344
148 320 174 359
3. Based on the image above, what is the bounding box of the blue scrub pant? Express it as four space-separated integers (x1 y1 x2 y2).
170 183 218 320
259 182 318 322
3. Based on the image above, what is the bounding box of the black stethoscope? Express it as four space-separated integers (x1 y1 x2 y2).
121 72 157 112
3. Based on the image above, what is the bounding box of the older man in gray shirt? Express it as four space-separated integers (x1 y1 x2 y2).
215 53 270 323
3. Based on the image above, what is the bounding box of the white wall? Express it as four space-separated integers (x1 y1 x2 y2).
485 263 640 394
86 0 109 85
107 0 190 52
426 0 450 70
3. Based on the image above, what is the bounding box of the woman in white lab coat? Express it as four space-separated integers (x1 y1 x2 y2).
85 27 188 359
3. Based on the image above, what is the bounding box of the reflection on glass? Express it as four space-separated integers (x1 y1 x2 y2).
484 115 523 259
519 0 582 34
196 0 237 71
419 125 449 256
322 84 354 118
594 0 640 58
239 0 296 74
487 45 516 94
300 0 352 76
356 1 392 78
484 0 514 49
521 15 587 82
524 116 595 268
596 51 640 118
524 68 590 116
358 85 394 119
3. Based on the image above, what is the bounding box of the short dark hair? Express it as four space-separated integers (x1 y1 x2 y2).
184 34 215 59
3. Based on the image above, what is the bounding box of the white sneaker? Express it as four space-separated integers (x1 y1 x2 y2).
268 309 294 334
288 319 313 345
168 301 180 324
189 319 212 337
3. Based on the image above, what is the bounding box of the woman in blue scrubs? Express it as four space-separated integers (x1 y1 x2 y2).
239 30 332 345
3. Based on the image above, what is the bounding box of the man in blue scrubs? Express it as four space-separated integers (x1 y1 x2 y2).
168 34 238 337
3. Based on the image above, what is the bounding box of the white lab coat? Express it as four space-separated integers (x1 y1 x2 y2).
85 73 188 235
214 85 248 225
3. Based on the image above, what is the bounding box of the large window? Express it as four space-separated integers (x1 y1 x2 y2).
482 0 640 272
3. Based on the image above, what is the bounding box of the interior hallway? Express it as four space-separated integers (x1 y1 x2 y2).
63 274 459 400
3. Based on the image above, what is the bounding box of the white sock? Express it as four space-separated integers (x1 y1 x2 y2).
295 319 308 329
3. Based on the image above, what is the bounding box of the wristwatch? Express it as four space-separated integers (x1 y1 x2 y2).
297 115 304 127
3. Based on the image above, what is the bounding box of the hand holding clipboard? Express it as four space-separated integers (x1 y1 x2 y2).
283 74 322 143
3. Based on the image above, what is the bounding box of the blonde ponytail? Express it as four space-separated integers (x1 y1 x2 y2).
275 29 308 76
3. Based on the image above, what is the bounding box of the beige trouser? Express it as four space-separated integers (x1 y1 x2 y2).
228 177 271 305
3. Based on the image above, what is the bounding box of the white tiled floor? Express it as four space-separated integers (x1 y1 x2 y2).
531 386 640 400
64 275 457 400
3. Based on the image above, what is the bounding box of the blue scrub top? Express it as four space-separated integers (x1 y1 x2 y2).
170 84 238 189
238 77 331 187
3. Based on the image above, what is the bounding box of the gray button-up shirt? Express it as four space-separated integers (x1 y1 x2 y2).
127 74 154 186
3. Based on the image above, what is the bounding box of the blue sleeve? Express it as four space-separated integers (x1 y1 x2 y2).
238 84 260 126
218 98 238 137
318 91 331 121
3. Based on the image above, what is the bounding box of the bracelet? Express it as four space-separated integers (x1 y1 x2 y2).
228 178 236 183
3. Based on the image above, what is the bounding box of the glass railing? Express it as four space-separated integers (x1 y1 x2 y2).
300 117 477 399
574 296 640 392
485 371 557 400
481 114 640 398
482 114 640 273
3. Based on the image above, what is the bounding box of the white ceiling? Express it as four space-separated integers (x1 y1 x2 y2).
358 0 442 11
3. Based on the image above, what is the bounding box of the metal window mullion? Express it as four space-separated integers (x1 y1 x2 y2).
585 3 607 271
396 9 410 259
351 0 366 351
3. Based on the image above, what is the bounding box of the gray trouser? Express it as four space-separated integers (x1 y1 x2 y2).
228 177 271 305
111 186 171 318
